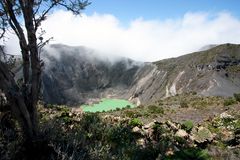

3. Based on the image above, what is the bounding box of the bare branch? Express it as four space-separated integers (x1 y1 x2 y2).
33 0 43 15
2 1 26 44
0 26 5 39
57 0 91 15
33 1 59 31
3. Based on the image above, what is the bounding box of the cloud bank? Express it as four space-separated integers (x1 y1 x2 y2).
6 10 240 62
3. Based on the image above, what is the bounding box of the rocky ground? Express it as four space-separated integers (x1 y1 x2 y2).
1 94 239 159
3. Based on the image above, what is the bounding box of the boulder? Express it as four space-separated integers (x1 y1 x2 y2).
165 148 174 156
221 129 235 143
175 129 188 138
191 126 213 143
166 120 179 131
143 121 155 129
136 138 145 147
220 112 234 119
132 126 141 134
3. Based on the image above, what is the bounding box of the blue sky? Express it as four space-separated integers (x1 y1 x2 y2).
6 0 240 61
85 0 240 23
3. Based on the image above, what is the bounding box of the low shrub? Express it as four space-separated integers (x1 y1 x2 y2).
129 118 143 127
192 91 197 95
152 123 167 141
126 105 131 109
158 100 164 105
106 125 134 146
234 120 240 130
182 120 194 133
58 111 73 124
167 148 210 160
224 98 236 106
124 110 135 118
147 105 164 114
233 93 240 102
124 110 142 118
180 101 189 108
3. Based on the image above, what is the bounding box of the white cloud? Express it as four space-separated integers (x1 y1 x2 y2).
6 10 240 62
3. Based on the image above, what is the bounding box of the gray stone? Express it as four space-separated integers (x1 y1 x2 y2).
175 129 188 138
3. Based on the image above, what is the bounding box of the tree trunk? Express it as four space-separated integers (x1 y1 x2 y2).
0 61 36 139
1 0 41 141
21 0 41 138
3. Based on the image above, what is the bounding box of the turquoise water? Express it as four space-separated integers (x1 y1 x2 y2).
82 98 135 112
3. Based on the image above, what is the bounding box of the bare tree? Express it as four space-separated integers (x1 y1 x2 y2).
0 0 90 141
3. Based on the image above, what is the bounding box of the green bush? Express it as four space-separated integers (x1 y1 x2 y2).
152 123 167 140
80 113 102 132
45 103 55 108
62 116 73 124
124 110 135 118
58 111 73 124
56 106 70 112
147 105 164 114
124 110 142 118
233 119 240 130
126 105 131 109
233 93 240 102
175 136 187 144
129 118 143 127
182 120 194 133
107 125 133 146
158 100 164 105
167 148 210 160
224 97 236 106
180 101 189 108
142 111 150 117
192 91 197 95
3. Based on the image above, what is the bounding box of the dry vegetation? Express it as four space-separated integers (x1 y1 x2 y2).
1 93 239 159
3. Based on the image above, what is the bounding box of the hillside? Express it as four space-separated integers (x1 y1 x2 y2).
41 44 144 105
40 43 240 106
1 94 240 159
139 43 240 103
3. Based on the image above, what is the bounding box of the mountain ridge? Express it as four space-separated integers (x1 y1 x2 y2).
39 43 240 105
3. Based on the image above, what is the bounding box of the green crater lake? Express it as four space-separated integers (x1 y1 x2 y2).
82 98 135 112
